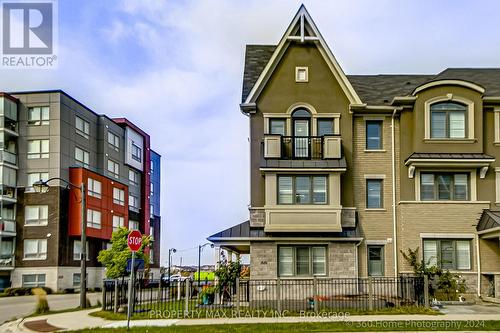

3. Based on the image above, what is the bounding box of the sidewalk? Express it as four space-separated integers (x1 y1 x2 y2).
1 308 500 332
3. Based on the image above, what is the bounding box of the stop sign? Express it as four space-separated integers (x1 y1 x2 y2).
127 230 142 252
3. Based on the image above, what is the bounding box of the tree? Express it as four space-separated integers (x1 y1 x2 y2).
98 227 151 279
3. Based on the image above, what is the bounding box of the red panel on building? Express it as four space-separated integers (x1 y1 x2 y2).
68 167 129 240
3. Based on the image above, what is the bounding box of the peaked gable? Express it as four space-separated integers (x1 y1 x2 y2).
241 5 362 109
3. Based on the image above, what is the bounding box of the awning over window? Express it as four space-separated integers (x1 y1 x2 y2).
477 210 500 239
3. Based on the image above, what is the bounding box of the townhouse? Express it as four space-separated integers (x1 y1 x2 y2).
0 90 161 291
208 5 500 300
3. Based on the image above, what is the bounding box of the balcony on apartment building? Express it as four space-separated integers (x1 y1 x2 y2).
262 134 344 169
0 219 16 236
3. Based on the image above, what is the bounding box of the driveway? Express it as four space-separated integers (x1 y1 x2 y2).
0 292 101 324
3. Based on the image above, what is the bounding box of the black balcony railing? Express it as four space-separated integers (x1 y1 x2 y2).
281 136 324 159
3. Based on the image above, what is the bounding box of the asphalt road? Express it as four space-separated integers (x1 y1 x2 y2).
0 292 101 324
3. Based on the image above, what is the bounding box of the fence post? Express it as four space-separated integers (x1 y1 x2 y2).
424 275 429 307
313 277 319 312
235 277 240 312
101 281 106 311
368 277 373 311
277 278 282 313
114 279 119 313
185 279 190 313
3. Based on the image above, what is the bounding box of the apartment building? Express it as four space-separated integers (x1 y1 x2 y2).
0 90 161 291
208 5 500 300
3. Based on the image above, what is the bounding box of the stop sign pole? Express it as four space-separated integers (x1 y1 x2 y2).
127 230 142 330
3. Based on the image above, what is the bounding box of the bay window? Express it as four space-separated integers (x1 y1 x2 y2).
278 175 327 204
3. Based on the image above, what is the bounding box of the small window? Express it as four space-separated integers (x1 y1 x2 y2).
86 209 101 229
22 274 46 287
73 273 81 286
129 195 139 212
113 188 125 205
107 159 120 178
278 175 327 205
73 240 89 261
75 116 90 139
87 178 101 198
366 120 382 150
423 239 471 270
129 169 139 186
75 147 90 168
107 131 120 151
27 139 49 159
27 172 49 191
129 220 139 231
430 102 467 139
295 67 308 82
25 206 48 226
23 239 47 260
131 143 142 162
368 245 384 276
28 107 49 126
150 183 154 196
420 173 469 201
269 119 286 135
150 160 154 172
366 179 383 208
112 215 125 231
318 119 334 136
278 246 326 277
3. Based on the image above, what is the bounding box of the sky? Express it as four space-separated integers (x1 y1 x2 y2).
1 0 500 267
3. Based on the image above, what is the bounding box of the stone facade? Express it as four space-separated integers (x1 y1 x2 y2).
249 208 265 228
328 242 357 278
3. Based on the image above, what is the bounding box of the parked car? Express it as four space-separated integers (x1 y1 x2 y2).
161 274 192 283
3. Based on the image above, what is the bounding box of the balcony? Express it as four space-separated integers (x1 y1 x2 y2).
262 135 344 170
0 186 17 202
0 150 17 165
0 255 14 270
0 118 18 136
0 220 15 236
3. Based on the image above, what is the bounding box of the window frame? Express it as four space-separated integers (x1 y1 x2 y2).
107 131 120 151
365 120 383 150
24 205 49 226
75 116 90 139
23 239 47 260
86 209 102 229
107 159 120 179
27 172 49 191
22 274 46 287
129 194 139 212
87 178 102 199
129 169 139 186
278 245 327 277
75 147 90 168
73 240 89 261
277 175 328 205
131 143 142 162
269 118 286 135
113 187 125 206
366 179 383 209
430 102 467 139
422 239 472 270
367 245 385 276
425 97 474 140
317 118 335 136
27 139 49 159
112 215 125 231
419 172 470 201
27 106 50 126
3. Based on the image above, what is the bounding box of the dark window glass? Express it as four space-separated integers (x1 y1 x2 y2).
278 246 327 277
270 119 286 135
366 179 383 208
368 246 384 276
318 119 334 136
366 121 382 150
296 247 310 276
292 108 311 118
295 177 310 204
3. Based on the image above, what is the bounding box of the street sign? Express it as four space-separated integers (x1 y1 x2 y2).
127 230 142 252
126 258 144 273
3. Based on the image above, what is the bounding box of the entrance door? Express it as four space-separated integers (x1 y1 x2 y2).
294 119 309 158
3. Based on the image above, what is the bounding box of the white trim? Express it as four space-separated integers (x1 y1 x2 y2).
414 169 477 201
363 174 386 179
496 168 500 203
423 95 475 140
295 66 309 82
260 168 346 172
405 159 494 166
420 233 475 239
413 80 485 95
243 5 362 105
478 226 500 235
208 237 363 242
365 240 388 245
494 108 500 143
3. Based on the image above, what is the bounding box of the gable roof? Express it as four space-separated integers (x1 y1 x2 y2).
477 210 500 232
242 5 362 106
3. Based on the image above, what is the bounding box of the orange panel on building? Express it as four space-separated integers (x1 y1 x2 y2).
68 167 129 240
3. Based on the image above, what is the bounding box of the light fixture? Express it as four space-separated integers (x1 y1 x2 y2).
32 180 50 193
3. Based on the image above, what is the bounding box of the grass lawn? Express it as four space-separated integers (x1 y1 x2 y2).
71 321 500 332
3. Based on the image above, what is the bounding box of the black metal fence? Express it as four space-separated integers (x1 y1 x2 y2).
102 276 426 316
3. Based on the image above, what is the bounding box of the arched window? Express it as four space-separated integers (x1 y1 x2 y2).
291 108 311 118
430 102 467 139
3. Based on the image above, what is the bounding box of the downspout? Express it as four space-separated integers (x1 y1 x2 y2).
391 109 398 277
475 234 481 298
355 240 362 278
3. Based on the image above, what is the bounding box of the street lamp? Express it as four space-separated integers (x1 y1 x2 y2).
33 178 87 309
198 243 214 288
168 248 177 282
